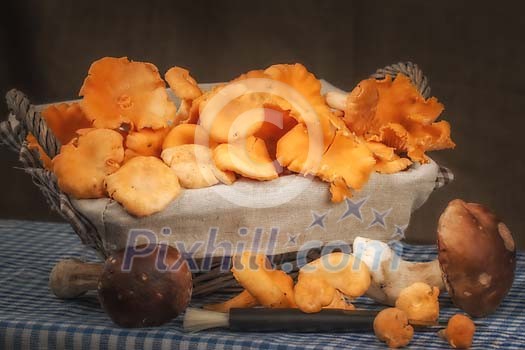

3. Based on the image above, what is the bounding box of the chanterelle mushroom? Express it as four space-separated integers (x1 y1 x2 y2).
353 199 516 317
294 252 370 313
52 128 124 199
438 314 476 349
373 307 414 348
395 282 440 325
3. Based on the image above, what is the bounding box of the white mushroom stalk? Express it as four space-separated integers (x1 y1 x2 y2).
325 91 347 111
49 258 103 299
352 237 444 306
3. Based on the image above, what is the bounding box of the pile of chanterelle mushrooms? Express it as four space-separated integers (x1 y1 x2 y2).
30 56 455 217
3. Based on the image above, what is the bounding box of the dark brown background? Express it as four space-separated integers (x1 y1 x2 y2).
1 1 524 247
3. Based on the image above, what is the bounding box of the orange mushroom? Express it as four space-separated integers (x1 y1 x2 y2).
263 63 344 149
124 127 170 161
165 66 202 101
326 74 455 163
213 136 278 181
294 252 370 313
373 308 414 348
104 156 181 217
365 141 413 174
325 79 379 137
231 251 296 308
52 129 124 198
165 66 203 124
161 144 235 188
79 57 176 130
439 314 476 349
395 282 440 326
275 123 324 176
197 64 343 148
317 130 376 202
253 109 297 160
41 102 92 145
162 123 217 150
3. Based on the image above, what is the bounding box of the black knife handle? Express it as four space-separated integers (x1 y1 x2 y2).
229 308 379 332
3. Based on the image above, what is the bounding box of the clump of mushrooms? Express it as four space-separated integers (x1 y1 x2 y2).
353 199 516 317
49 244 193 328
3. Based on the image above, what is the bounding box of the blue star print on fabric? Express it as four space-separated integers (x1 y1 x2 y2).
308 211 329 230
391 224 408 240
368 208 392 229
338 197 368 222
286 233 299 246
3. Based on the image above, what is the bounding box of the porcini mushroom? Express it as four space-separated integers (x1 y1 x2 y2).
49 258 103 299
98 244 192 327
353 199 516 317
373 307 414 348
439 314 476 349
49 245 193 328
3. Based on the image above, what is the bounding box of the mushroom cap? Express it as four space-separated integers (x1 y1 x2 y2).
161 144 235 188
231 251 295 308
162 124 217 150
98 244 192 328
41 102 92 145
104 156 181 217
439 314 476 349
437 199 516 317
79 57 176 130
294 252 370 313
125 127 170 161
395 282 440 326
373 307 414 348
52 128 124 199
165 66 202 101
213 136 278 181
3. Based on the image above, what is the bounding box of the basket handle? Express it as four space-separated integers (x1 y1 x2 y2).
1 89 107 257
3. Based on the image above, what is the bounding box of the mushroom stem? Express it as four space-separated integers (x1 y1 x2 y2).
325 91 347 111
353 237 444 305
49 258 103 299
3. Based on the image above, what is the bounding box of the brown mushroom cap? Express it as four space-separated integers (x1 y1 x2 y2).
98 244 192 327
437 199 516 317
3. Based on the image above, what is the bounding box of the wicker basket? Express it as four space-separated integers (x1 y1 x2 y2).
0 62 451 296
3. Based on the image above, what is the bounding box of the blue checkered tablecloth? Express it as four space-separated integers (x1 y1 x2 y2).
0 220 524 349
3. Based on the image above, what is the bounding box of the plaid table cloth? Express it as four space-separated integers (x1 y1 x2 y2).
0 220 523 349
